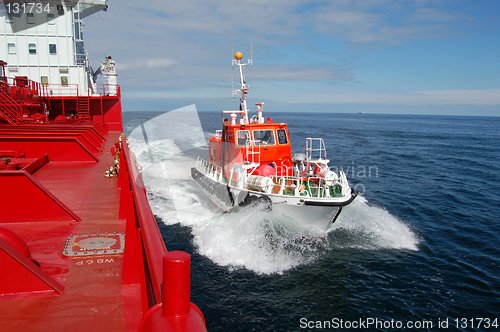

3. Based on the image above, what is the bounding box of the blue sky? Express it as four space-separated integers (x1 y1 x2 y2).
84 0 500 116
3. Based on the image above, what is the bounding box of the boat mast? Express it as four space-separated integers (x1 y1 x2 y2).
232 52 252 124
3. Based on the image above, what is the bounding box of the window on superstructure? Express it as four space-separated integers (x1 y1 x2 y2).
236 130 250 146
61 76 68 86
253 130 276 145
27 13 35 24
277 129 288 144
47 13 55 24
41 76 49 86
74 22 82 40
6 14 14 23
8 43 16 55
49 44 57 55
28 43 37 54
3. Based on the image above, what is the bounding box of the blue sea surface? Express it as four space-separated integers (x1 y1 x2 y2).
124 111 499 331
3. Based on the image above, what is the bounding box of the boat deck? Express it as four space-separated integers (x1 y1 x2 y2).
0 125 143 331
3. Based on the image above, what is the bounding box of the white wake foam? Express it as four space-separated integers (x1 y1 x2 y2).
329 196 419 251
128 106 419 274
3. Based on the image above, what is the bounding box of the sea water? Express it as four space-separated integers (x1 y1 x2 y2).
124 109 499 331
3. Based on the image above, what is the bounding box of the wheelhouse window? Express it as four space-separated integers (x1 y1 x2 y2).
40 76 49 86
253 129 275 145
8 43 16 55
277 129 288 144
236 130 250 146
28 43 37 54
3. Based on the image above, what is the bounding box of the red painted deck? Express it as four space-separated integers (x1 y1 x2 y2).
0 124 206 331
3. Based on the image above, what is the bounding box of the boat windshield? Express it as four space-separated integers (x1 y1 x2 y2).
277 129 288 144
253 129 275 145
237 130 250 146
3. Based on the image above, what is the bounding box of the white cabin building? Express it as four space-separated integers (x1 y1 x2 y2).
0 0 107 96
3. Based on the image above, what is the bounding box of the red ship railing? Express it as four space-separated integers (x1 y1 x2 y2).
0 58 123 126
96 83 121 97
0 88 22 125
120 140 167 303
119 141 206 331
40 83 79 97
0 76 44 125
4 76 43 98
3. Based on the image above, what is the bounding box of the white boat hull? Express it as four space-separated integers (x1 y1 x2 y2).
191 167 356 232
270 203 339 232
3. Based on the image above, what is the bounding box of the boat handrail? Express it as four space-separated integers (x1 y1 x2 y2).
277 163 289 177
268 162 288 178
222 110 245 114
196 157 345 199
307 176 326 198
196 157 224 182
245 138 261 167
305 137 328 163
269 175 329 198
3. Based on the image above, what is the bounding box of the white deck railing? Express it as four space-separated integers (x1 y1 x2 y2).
195 157 348 199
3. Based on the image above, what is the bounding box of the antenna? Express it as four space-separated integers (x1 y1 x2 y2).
231 43 236 97
231 73 236 97
231 50 250 124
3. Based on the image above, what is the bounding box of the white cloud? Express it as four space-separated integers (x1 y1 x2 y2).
416 89 500 105
309 1 466 44
84 0 316 92
81 0 498 113
119 58 176 70
411 7 465 23
85 0 467 81
250 64 353 81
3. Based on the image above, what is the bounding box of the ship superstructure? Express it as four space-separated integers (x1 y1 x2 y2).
0 0 106 96
0 0 120 126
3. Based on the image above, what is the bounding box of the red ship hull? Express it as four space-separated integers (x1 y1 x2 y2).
0 63 206 331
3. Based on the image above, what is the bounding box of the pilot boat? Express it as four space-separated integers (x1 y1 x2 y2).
192 52 357 232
